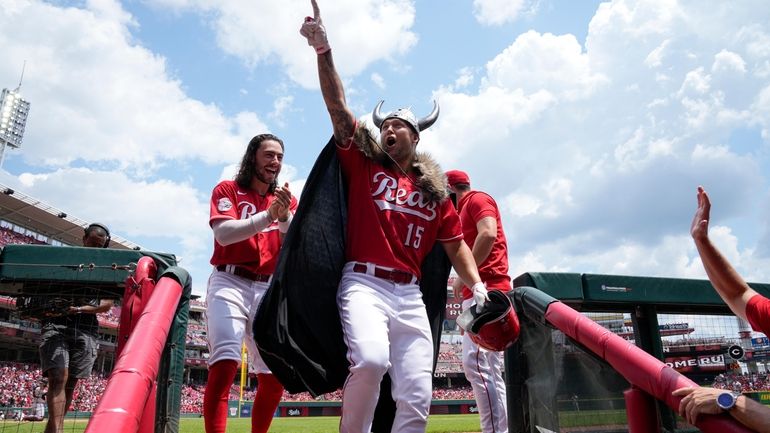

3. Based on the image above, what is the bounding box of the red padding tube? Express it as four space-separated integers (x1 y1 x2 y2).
85 276 182 433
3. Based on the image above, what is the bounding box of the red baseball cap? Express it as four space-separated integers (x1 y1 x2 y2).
446 170 470 187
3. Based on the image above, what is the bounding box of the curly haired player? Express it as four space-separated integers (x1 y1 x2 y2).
204 133 297 433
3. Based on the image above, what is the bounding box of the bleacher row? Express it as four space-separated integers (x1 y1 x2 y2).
0 361 473 414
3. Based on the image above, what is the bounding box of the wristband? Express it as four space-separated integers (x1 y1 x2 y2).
278 212 293 234
249 211 272 233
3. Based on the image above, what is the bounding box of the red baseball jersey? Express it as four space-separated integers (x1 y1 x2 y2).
209 180 298 274
457 190 511 300
337 138 462 279
746 294 770 336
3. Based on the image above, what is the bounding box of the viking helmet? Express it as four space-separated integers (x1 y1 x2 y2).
371 100 440 136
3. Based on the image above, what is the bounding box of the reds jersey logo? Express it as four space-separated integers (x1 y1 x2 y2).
371 172 437 221
239 201 257 220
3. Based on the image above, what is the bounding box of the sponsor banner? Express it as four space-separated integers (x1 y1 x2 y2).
445 302 462 318
752 337 770 348
664 354 726 373
659 323 689 331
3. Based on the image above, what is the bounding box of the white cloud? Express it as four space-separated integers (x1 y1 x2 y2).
644 39 670 68
423 0 770 282
712 49 747 74
472 0 528 26
269 95 295 128
370 72 385 90
678 67 711 96
149 0 418 89
6 167 212 293
0 0 266 171
483 31 607 101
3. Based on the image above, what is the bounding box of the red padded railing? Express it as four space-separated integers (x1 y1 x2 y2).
85 274 182 433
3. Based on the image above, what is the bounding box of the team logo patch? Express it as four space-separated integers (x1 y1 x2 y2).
217 197 233 212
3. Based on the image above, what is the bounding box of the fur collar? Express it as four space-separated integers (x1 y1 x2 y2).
354 124 449 203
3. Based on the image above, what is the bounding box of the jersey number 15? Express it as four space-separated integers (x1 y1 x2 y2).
404 223 424 249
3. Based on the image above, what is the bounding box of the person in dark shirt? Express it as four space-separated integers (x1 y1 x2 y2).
39 223 114 433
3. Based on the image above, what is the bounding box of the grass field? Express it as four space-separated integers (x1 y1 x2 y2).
0 414 482 433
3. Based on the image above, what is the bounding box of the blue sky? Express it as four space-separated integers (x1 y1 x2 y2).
1 0 770 298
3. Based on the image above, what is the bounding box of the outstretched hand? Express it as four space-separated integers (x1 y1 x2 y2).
691 186 711 243
300 0 330 54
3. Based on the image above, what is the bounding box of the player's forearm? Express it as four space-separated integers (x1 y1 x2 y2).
445 241 482 287
212 212 273 246
694 236 756 319
728 395 770 432
471 232 495 268
317 51 355 143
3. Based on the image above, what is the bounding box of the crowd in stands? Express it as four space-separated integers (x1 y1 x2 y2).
0 227 46 248
186 323 208 347
712 373 770 393
0 362 108 413
662 336 729 349
1 361 474 415
436 342 462 373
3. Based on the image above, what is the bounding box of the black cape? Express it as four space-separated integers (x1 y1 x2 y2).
253 137 451 403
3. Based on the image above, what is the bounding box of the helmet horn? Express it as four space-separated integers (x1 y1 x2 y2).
417 100 440 132
372 100 386 129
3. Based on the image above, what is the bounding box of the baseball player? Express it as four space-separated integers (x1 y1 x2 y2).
300 2 487 432
447 170 513 433
204 133 296 433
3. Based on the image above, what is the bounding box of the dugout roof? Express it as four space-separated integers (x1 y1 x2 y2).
514 272 770 313
0 183 139 250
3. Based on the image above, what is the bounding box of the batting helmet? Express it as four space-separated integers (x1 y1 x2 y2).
458 290 520 351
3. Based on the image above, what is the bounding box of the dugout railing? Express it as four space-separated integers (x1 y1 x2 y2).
507 272 770 433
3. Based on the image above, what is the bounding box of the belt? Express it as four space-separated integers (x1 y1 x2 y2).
352 263 417 285
216 265 271 283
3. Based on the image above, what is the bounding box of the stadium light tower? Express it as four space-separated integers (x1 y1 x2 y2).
0 63 31 168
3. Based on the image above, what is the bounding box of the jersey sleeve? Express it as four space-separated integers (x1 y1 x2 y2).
436 199 464 242
467 192 498 222
746 294 770 336
209 182 238 226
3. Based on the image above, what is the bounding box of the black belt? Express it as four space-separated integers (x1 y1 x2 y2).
216 265 271 283
352 263 417 285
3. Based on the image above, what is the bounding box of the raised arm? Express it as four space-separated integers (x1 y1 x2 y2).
300 0 356 145
691 186 758 320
